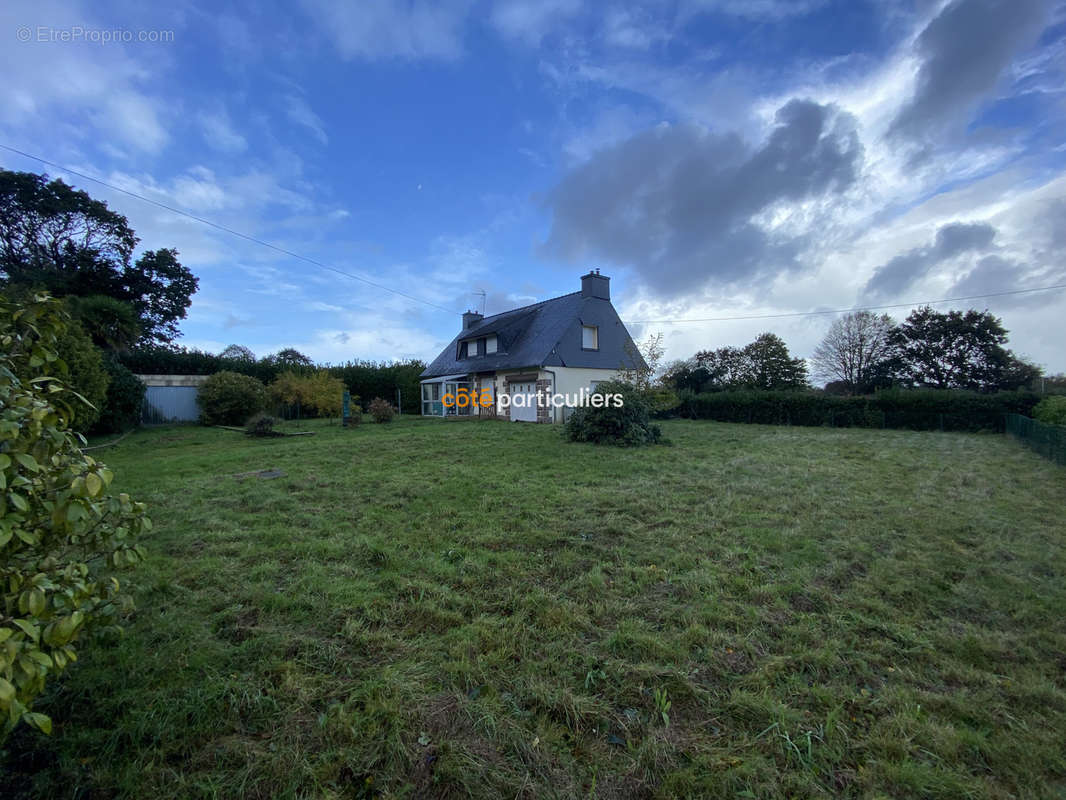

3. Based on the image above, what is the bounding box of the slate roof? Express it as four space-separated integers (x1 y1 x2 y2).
421 290 647 379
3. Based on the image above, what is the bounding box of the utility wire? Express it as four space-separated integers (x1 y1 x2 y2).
623 284 1066 325
0 143 458 315
6 144 1063 327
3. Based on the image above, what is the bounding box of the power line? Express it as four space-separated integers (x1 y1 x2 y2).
623 284 1066 325
0 143 458 315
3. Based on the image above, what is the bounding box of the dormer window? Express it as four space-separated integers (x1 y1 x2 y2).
485 335 497 354
582 325 599 350
465 340 478 357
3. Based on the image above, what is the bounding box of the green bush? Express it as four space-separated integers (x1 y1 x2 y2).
1033 396 1066 426
245 413 280 437
1 293 149 741
54 323 110 434
196 371 267 426
94 356 145 434
368 397 395 424
564 381 663 446
675 388 1039 432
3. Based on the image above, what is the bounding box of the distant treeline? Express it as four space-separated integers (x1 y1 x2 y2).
120 346 426 415
672 388 1041 433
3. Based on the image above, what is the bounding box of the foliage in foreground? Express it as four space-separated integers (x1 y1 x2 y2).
564 380 663 446
196 371 267 426
1033 396 1066 426
0 294 148 741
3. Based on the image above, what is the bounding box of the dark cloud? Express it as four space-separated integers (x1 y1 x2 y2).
889 0 1048 140
865 221 998 298
541 99 861 295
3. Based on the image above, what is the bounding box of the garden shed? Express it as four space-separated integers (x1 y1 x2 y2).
137 374 209 424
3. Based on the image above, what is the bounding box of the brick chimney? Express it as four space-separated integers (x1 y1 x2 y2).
462 310 484 329
580 269 610 300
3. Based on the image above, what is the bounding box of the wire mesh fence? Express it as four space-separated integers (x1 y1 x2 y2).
1005 414 1066 466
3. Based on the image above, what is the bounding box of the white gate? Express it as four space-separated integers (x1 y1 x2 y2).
509 381 537 422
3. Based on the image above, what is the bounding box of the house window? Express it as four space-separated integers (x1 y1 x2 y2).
582 325 599 350
466 340 478 357
485 335 497 354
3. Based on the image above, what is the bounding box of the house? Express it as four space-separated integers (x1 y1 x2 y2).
420 271 647 422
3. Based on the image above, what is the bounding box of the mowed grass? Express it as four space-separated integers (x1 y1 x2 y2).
3 418 1066 799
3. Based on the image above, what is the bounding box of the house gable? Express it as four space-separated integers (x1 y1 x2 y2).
421 272 646 379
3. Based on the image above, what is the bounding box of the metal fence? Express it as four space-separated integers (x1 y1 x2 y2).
1005 414 1066 466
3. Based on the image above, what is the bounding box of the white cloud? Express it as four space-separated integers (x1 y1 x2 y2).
490 0 582 46
282 94 328 145
199 108 248 153
301 0 471 61
0 1 170 153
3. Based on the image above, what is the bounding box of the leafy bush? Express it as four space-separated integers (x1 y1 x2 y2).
675 388 1040 432
368 397 395 424
1 293 149 740
269 371 347 421
564 381 663 446
94 356 145 434
196 371 267 426
54 323 110 433
1033 396 1066 426
245 413 280 437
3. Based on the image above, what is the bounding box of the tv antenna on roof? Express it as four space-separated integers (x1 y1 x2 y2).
473 289 486 315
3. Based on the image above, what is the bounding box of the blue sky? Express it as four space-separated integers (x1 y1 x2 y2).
2 0 1065 373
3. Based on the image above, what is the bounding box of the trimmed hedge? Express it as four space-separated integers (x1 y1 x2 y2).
675 388 1041 432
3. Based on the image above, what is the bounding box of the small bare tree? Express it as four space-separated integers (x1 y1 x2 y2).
811 311 895 393
620 332 665 390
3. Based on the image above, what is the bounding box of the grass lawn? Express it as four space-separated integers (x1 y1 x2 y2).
3 417 1066 799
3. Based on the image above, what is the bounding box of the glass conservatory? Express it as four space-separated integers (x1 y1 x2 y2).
420 375 477 417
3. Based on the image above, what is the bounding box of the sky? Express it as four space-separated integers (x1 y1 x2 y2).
2 0 1065 375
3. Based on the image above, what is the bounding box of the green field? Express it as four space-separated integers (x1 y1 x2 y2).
3 418 1065 799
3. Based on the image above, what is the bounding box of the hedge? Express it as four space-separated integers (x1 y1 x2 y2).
119 347 425 415
674 389 1041 432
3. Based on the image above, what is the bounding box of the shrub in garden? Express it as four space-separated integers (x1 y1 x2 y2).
1033 396 1066 426
1 293 149 740
564 380 663 446
197 371 267 426
54 323 110 433
93 356 145 434
368 397 395 423
245 413 280 436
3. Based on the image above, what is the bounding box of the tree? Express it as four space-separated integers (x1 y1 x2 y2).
0 169 198 346
1 293 148 740
889 307 1040 391
219 344 256 361
125 249 198 345
620 333 664 391
66 295 140 352
743 332 809 390
304 371 345 421
811 311 895 393
693 346 751 389
264 348 313 368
